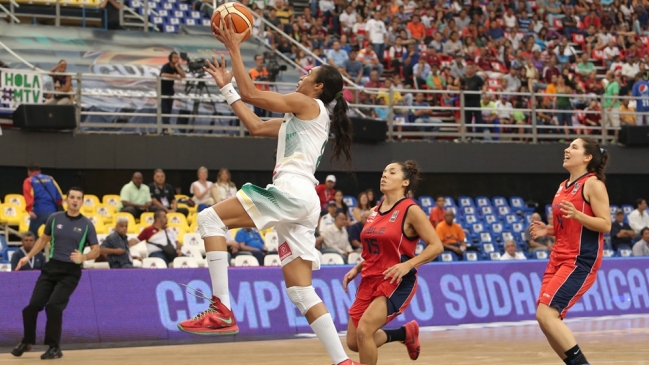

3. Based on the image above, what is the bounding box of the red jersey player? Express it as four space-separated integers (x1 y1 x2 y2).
342 161 443 365
530 138 610 365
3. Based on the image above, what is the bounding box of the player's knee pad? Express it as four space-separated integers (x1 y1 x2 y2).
286 286 322 315
197 208 228 239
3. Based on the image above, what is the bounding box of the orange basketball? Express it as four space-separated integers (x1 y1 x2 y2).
211 2 254 41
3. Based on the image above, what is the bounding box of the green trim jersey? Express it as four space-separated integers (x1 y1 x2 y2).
272 99 330 185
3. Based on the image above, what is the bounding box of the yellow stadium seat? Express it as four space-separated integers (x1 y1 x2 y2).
96 205 115 224
113 212 137 233
4 194 26 210
82 195 101 214
19 214 31 233
175 194 189 201
167 212 189 229
0 204 23 225
136 222 148 233
229 228 240 240
178 203 197 214
187 212 197 225
140 212 155 226
189 221 198 233
102 194 121 209
38 224 45 237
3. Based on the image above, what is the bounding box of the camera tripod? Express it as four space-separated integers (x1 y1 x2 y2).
182 76 219 133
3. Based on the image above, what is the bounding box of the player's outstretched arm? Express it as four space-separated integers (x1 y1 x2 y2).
213 19 316 116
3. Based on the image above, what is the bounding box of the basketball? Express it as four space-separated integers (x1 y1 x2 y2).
211 2 254 41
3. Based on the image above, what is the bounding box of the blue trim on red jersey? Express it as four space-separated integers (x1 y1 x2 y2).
577 227 600 270
549 265 590 314
386 272 416 317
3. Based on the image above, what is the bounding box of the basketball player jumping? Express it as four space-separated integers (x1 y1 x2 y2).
343 161 443 365
531 138 610 365
177 19 364 365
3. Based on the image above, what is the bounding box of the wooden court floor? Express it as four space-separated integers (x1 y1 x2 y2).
3 315 648 365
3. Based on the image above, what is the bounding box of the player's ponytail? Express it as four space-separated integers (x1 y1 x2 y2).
315 65 353 166
581 137 609 183
397 160 422 197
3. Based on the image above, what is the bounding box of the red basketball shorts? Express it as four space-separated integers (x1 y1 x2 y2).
348 274 417 327
537 259 598 319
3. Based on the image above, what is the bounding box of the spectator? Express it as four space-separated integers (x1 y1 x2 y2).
352 192 372 223
149 169 188 216
11 232 45 271
480 94 500 135
628 198 649 237
524 213 554 252
318 201 338 232
137 210 180 267
406 14 426 43
428 196 446 228
358 43 384 76
633 72 649 126
119 172 152 219
461 63 487 131
633 228 649 256
249 54 270 117
332 190 349 218
622 56 640 83
604 71 622 139
620 98 637 126
347 210 370 251
159 52 186 131
341 49 363 85
315 174 336 212
413 58 431 89
495 95 514 125
444 32 464 57
190 166 214 212
576 53 596 76
23 163 63 236
100 218 140 269
44 60 72 105
500 240 527 260
318 211 353 262
435 209 467 257
366 12 388 62
210 168 237 204
339 4 356 33
99 0 121 30
327 40 349 69
234 228 266 266
610 209 635 251
366 189 377 207
450 54 466 79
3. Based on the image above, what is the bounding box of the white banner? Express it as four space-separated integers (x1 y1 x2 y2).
0 69 43 108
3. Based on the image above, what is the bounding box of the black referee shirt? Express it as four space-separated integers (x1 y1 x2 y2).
44 212 98 263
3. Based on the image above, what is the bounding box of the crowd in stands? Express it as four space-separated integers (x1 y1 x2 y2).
2 165 649 270
247 0 649 138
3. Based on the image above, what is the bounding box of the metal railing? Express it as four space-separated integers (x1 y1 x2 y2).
0 69 633 144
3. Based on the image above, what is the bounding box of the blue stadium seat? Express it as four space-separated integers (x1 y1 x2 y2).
617 248 633 257
481 242 496 254
479 232 493 243
418 196 434 210
505 214 520 225
177 3 189 11
158 9 168 17
510 196 531 212
486 251 502 260
190 11 201 19
480 206 494 216
602 249 615 258
464 215 479 225
150 15 164 25
472 223 485 234
622 204 634 216
475 196 491 208
343 196 357 208
162 2 174 10
524 213 533 224
201 19 211 26
447 206 459 218
458 196 475 208
533 250 550 260
492 196 508 207
501 232 514 243
4 247 18 262
545 204 553 218
464 251 480 261
164 24 178 32
444 196 456 207
511 222 525 233
497 206 512 217
438 252 458 262
484 214 498 224
490 223 505 234
184 18 198 25
168 17 181 26
463 206 476 216
609 205 619 215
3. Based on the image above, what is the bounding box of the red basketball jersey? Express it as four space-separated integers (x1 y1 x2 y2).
360 198 420 279
551 173 604 270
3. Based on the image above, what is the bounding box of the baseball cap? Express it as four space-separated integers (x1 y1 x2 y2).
326 175 336 183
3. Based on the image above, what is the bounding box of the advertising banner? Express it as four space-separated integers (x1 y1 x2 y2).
1 258 648 346
0 69 43 108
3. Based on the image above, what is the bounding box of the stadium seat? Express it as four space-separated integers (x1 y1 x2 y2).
143 257 168 268
545 204 553 218
618 249 632 257
511 222 525 233
418 196 434 210
140 212 155 225
18 214 30 233
172 256 199 268
505 214 520 224
481 243 496 254
264 231 279 252
438 251 458 262
479 232 493 243
167 226 186 240
463 206 476 215
183 233 205 254
510 197 529 212
472 223 485 234
458 196 474 208
102 195 121 209
167 213 189 229
5 247 18 262
484 214 498 224
534 250 550 260
201 19 211 26
130 241 148 258
234 255 260 267
621 205 634 216
464 251 479 261
180 246 205 266
0 263 11 272
609 205 620 215
602 249 615 258
480 206 494 216
444 196 456 207
487 252 502 260
343 196 358 207
96 205 115 224
114 213 137 233
264 254 281 266
93 262 111 270
321 253 345 265
82 195 101 214
4 194 26 210
96 234 108 246
475 196 491 208
0 204 23 225
490 223 505 234
348 252 363 264
492 196 508 207
497 206 512 217
464 215 479 225
501 232 514 243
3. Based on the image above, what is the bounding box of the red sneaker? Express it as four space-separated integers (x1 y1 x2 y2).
403 320 420 360
335 360 366 365
177 296 239 335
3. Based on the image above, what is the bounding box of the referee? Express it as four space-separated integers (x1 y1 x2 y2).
12 187 99 360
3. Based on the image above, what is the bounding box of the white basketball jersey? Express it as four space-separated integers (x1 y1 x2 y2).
273 98 329 185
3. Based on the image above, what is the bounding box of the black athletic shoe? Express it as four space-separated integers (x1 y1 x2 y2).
40 346 63 360
11 343 32 357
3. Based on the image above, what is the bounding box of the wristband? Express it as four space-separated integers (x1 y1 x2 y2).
220 83 241 106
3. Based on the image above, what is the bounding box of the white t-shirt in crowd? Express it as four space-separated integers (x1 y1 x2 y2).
366 18 387 44
190 180 213 205
500 251 527 260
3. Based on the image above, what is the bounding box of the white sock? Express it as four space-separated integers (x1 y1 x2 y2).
310 313 348 365
205 251 230 310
